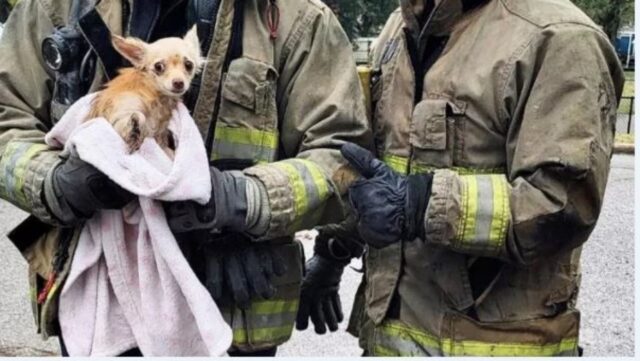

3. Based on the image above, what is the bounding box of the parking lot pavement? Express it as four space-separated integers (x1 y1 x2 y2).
0 155 635 356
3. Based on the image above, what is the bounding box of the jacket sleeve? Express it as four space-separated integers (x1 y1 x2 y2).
244 6 372 239
0 0 61 224
423 24 625 265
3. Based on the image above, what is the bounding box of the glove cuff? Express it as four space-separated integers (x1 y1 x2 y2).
210 168 249 232
313 235 356 266
43 162 83 225
405 173 433 240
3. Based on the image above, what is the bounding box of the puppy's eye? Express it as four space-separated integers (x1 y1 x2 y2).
154 62 165 74
184 59 194 73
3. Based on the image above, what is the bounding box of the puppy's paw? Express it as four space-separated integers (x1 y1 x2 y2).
113 111 146 154
125 113 145 153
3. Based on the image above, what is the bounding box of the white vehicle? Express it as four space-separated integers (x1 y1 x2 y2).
353 37 376 65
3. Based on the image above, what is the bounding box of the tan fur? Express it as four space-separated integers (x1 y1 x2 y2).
86 26 202 156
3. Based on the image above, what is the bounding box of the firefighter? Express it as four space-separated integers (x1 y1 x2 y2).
297 0 625 356
0 0 370 356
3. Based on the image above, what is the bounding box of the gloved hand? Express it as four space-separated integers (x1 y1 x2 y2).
44 153 135 224
296 232 361 334
165 166 248 235
202 239 287 310
341 143 434 248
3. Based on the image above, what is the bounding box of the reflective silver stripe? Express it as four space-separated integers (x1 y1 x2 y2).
211 141 276 163
252 311 297 329
473 175 494 248
0 142 31 201
374 328 442 356
289 160 320 208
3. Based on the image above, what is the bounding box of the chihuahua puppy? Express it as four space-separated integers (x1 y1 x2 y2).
87 26 202 156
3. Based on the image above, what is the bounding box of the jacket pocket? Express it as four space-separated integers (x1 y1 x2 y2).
365 243 403 325
214 57 279 163
409 97 467 169
410 99 448 150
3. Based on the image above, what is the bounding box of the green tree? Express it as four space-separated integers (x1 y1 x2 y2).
323 0 397 39
572 0 634 41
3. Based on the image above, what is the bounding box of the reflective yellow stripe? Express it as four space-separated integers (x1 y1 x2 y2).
377 320 578 357
214 126 278 148
460 175 478 243
441 337 578 357
382 154 409 174
212 126 278 163
274 159 332 232
233 326 293 344
14 144 49 206
0 142 49 208
373 345 402 356
413 165 505 175
290 159 330 202
455 174 510 253
252 299 299 315
489 174 509 247
381 153 505 176
273 162 307 218
228 299 299 346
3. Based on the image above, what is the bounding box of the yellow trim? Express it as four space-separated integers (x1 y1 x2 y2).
291 159 330 202
489 174 510 247
14 144 49 206
233 325 293 344
460 175 478 244
441 337 578 357
251 299 299 315
373 345 402 356
381 153 505 176
379 320 578 357
213 126 278 149
273 162 307 218
382 154 409 174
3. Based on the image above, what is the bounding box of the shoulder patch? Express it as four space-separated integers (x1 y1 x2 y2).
380 38 399 66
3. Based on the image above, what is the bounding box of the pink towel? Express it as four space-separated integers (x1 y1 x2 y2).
46 94 232 356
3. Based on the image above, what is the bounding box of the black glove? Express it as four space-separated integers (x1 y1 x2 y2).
202 239 287 310
296 231 363 334
45 153 135 224
165 166 248 235
341 143 434 248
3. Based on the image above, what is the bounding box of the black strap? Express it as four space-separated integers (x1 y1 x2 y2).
7 216 52 253
78 9 122 80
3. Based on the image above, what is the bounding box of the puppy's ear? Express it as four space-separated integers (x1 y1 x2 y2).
184 25 201 56
112 35 148 67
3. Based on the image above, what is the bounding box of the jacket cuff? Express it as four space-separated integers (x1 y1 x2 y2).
424 170 511 258
424 170 462 247
0 142 61 224
245 175 271 237
244 159 333 239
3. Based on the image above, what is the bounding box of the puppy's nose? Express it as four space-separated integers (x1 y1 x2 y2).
172 80 185 91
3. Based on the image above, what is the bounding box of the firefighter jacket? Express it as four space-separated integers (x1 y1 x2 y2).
354 0 624 356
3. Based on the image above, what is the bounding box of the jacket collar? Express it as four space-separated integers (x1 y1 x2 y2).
400 0 484 38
